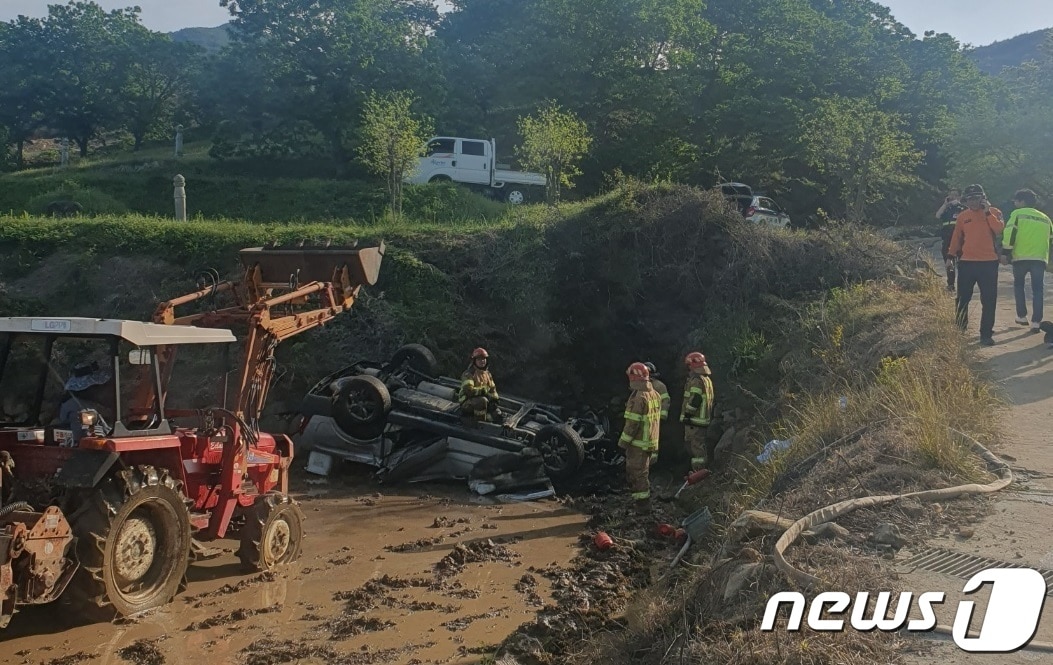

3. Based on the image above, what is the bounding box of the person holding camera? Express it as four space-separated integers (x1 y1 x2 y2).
936 188 967 292
948 184 1005 347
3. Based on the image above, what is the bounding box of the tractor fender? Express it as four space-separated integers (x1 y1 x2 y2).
55 450 122 489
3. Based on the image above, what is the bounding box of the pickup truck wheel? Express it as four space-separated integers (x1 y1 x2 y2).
390 344 439 377
505 186 531 205
332 375 391 440
534 424 586 482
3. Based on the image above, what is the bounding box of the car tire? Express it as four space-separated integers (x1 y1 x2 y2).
389 344 439 377
534 424 586 482
332 375 391 440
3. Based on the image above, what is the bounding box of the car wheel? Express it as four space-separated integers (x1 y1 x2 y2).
332 375 391 439
534 424 586 482
506 187 529 205
389 344 439 377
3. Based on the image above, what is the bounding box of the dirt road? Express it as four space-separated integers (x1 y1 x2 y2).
900 259 1053 662
0 467 588 665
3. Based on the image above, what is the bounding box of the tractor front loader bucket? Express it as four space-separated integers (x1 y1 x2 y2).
0 506 79 629
239 242 386 288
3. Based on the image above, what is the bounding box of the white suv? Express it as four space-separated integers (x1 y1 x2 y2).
722 183 791 229
742 195 791 228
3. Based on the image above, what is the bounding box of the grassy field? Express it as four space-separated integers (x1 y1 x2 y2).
0 140 510 223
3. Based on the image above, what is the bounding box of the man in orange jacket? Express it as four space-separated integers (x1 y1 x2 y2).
948 184 1005 346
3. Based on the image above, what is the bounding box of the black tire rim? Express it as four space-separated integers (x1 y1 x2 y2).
343 388 381 424
537 434 571 474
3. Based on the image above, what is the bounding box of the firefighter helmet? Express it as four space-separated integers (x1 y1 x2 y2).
685 352 707 370
626 362 650 381
471 347 489 360
962 184 986 200
643 361 660 378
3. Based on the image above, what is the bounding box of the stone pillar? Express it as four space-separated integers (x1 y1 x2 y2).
60 138 70 167
174 124 184 158
174 174 186 221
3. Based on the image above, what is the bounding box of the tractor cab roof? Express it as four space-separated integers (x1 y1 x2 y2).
0 317 236 346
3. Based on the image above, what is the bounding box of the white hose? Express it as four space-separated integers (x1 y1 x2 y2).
770 428 1053 653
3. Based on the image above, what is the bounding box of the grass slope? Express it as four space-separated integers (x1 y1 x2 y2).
0 141 508 223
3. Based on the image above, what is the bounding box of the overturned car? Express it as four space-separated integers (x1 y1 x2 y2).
296 345 612 494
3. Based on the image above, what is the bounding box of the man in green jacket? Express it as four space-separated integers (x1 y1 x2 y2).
1002 189 1053 333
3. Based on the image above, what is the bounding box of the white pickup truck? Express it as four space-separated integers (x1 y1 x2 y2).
405 136 547 204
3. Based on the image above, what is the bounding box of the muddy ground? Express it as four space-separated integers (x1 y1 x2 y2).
1 464 610 665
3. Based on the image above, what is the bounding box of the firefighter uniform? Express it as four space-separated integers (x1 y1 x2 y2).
681 352 714 470
619 363 662 510
651 377 671 421
458 348 500 421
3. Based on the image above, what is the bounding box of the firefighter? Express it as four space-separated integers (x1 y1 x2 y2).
643 362 671 421
618 362 662 513
458 347 502 423
680 352 714 471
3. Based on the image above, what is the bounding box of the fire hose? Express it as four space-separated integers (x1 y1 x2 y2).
771 427 1053 653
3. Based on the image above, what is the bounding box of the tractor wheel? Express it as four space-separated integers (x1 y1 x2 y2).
534 424 586 483
237 492 305 572
66 466 191 620
332 375 391 440
389 344 439 376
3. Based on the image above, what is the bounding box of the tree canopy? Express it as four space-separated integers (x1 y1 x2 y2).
1 0 1038 223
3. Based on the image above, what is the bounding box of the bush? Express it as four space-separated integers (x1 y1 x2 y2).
401 182 509 223
25 181 128 216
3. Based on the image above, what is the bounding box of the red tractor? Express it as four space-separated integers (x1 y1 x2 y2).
0 242 384 626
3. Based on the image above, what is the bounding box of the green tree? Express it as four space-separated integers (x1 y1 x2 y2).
801 96 923 222
946 39 1053 202
516 102 592 203
217 0 442 168
120 33 203 151
357 91 433 219
40 2 149 156
0 17 51 166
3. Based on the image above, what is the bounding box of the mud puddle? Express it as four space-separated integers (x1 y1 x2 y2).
0 474 588 665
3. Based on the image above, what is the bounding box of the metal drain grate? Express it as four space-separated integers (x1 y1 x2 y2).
902 547 1053 596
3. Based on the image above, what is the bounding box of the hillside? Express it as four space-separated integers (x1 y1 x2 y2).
0 184 1005 665
170 24 231 51
969 28 1052 74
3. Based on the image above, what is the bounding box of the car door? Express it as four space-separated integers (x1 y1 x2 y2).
755 198 781 226
455 139 491 185
419 138 457 182
769 199 791 228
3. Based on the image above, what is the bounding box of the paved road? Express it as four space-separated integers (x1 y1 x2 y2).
901 258 1053 663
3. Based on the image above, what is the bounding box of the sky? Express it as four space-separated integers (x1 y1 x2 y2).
1 0 1051 47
